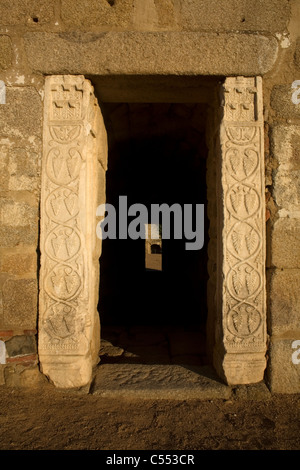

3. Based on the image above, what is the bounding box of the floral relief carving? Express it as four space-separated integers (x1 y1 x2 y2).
40 77 88 354
221 77 266 358
39 75 106 387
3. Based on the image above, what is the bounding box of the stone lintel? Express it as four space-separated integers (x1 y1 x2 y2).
24 32 278 77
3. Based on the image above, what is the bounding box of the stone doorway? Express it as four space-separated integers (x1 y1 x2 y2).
97 102 209 368
38 75 267 389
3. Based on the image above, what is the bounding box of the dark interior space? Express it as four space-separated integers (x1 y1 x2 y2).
97 103 210 365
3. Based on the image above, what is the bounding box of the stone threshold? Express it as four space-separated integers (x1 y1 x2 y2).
90 363 271 400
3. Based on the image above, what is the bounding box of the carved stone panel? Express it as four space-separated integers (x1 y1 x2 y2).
214 76 267 384
39 75 107 388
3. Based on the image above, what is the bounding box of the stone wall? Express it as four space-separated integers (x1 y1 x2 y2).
0 85 42 385
0 0 299 392
265 20 300 392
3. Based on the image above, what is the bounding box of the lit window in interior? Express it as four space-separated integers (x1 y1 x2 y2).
145 223 162 271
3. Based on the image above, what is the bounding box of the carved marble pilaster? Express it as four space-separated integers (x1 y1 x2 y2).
39 75 107 388
214 76 267 384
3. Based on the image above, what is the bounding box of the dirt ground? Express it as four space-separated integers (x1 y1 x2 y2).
0 382 299 452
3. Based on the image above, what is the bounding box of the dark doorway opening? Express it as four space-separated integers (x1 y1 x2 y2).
98 103 209 366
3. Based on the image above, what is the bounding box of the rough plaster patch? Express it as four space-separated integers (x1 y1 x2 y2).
276 33 291 49
278 209 300 218
15 75 25 84
0 80 5 104
0 341 6 364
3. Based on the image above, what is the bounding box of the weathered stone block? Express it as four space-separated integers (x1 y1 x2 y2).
61 0 133 29
0 35 12 70
5 335 37 357
271 125 300 215
179 0 290 33
268 269 300 335
60 0 290 33
271 125 300 171
0 139 41 192
0 197 38 246
24 31 278 76
4 365 45 387
92 363 231 400
0 198 36 227
270 218 300 268
0 249 36 276
0 87 42 140
271 85 300 120
2 279 37 329
0 224 38 248
233 382 271 401
152 0 176 29
0 0 55 25
273 171 300 214
268 338 300 394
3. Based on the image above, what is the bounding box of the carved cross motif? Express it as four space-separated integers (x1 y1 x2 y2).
224 81 257 122
39 75 106 388
51 84 83 120
216 76 266 384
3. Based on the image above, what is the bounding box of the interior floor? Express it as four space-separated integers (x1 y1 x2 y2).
99 324 208 366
